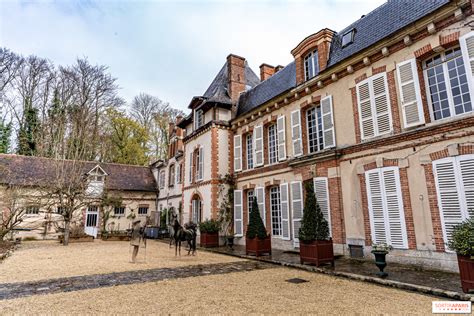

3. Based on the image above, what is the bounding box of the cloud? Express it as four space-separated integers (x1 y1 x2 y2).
1 0 385 113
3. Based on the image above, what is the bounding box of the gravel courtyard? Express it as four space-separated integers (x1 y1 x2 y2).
0 240 444 314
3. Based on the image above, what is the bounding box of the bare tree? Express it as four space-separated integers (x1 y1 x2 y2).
0 48 23 95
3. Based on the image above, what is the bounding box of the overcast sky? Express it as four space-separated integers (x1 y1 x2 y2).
0 0 385 113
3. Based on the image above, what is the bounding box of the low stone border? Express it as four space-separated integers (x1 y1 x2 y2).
202 247 474 302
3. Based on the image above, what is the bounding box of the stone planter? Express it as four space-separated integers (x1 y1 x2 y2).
457 254 474 293
58 235 94 243
372 250 388 278
245 236 271 256
299 239 334 267
101 235 131 241
200 232 219 248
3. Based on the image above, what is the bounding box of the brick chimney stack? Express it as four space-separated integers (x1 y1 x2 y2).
227 54 246 103
259 63 275 81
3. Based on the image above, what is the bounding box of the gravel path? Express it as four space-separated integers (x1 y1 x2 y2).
0 261 271 300
0 240 244 283
0 266 441 314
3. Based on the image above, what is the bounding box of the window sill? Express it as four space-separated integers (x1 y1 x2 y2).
424 111 474 129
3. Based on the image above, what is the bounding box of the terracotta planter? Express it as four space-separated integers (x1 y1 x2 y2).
246 236 271 256
457 254 474 293
58 235 94 243
299 239 334 267
200 232 219 248
101 235 131 241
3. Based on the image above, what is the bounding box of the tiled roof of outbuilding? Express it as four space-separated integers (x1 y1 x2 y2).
237 62 296 116
327 0 450 68
0 154 157 192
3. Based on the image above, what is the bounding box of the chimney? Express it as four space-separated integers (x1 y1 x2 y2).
275 65 284 72
227 54 246 103
259 63 275 81
176 115 183 124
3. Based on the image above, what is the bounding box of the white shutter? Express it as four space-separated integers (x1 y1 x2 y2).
290 181 303 248
372 74 392 135
321 95 335 149
458 155 474 219
175 164 180 184
313 177 331 236
280 183 291 240
459 31 474 104
277 115 287 161
396 59 425 128
234 190 243 237
357 80 375 140
381 168 407 249
233 135 242 172
256 186 266 225
254 125 264 167
357 74 392 140
365 167 407 249
433 155 474 247
198 147 204 180
189 152 193 183
290 110 303 157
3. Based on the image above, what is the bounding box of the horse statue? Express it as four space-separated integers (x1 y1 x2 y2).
171 216 197 256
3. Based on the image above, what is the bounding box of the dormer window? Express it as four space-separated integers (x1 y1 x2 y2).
195 109 204 129
88 166 106 182
304 49 319 81
342 29 355 47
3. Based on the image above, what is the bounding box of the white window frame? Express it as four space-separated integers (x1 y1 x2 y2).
246 133 254 169
138 206 149 216
247 189 254 224
306 106 324 153
159 170 166 189
304 49 319 81
194 109 204 130
270 186 282 237
268 124 278 165
423 47 473 123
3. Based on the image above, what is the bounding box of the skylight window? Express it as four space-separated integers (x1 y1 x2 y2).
342 29 355 47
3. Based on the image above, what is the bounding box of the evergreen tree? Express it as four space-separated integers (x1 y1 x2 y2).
299 181 330 242
0 120 11 154
246 196 267 239
17 98 39 156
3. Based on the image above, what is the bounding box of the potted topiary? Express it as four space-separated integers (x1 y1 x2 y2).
448 218 474 293
199 219 220 248
371 243 392 278
299 181 334 266
246 197 271 256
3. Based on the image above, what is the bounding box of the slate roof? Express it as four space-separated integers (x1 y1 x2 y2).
327 0 450 68
237 62 296 116
0 154 157 192
201 61 260 105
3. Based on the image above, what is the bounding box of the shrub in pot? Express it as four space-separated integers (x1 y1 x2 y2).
371 243 392 278
448 218 474 293
299 182 334 266
199 219 220 248
246 197 271 256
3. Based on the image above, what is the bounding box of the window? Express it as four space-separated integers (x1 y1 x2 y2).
138 206 149 216
88 166 106 182
268 124 278 164
159 170 165 189
247 189 254 223
307 106 324 153
191 198 202 223
114 206 125 216
356 73 392 140
432 155 474 248
195 109 204 129
57 206 65 214
304 49 319 81
246 134 253 169
424 47 472 121
169 165 175 187
342 29 355 47
270 186 282 236
26 206 39 215
365 167 408 249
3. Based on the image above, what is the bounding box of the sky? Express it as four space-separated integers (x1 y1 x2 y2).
0 0 386 113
